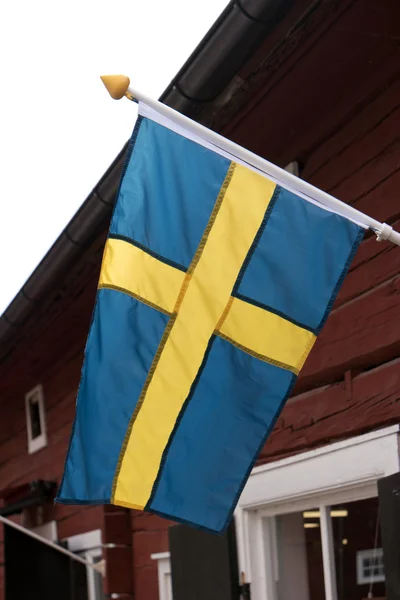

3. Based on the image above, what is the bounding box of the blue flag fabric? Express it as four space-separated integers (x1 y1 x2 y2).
58 106 364 533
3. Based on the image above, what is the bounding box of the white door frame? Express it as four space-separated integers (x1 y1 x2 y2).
234 425 400 600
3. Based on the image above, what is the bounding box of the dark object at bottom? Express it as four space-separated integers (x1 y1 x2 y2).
169 520 240 600
4 524 87 600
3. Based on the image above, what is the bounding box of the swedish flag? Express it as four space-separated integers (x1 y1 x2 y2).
58 105 364 533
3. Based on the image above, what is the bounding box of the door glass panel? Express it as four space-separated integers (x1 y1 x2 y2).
303 509 326 600
274 509 326 600
331 497 385 600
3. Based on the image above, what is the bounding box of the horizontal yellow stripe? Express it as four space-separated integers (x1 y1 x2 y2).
219 297 316 374
113 164 277 508
99 238 185 314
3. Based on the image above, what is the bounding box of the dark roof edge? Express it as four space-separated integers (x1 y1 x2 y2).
0 0 294 347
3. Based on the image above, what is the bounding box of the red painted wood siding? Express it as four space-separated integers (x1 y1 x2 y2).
221 0 400 460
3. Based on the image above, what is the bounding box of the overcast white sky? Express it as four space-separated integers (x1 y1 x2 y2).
0 0 228 315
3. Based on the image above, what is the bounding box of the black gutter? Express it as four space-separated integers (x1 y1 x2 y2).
0 0 294 351
161 0 294 113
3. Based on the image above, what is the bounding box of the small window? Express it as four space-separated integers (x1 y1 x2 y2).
356 548 385 585
25 384 47 453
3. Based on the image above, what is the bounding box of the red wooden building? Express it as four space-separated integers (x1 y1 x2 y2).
1 1 399 599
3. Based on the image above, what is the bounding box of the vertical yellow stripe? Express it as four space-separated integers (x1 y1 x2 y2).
113 164 276 509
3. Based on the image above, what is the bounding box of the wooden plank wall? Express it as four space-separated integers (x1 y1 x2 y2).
230 10 400 461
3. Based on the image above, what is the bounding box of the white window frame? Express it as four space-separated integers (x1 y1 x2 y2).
25 384 47 453
66 529 104 600
151 552 173 600
234 425 400 600
356 548 385 585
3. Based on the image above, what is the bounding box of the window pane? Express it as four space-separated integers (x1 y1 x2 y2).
29 398 42 439
331 498 385 599
303 509 326 600
273 509 326 600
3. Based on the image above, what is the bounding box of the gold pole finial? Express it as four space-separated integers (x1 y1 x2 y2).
100 75 131 100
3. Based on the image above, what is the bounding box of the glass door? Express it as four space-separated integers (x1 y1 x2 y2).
261 509 325 600
259 496 385 600
331 498 385 600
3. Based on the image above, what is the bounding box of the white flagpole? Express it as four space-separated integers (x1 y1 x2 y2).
100 75 400 247
0 514 103 573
